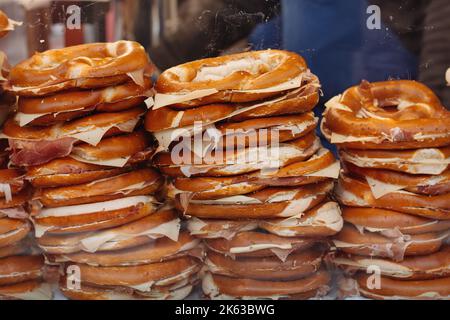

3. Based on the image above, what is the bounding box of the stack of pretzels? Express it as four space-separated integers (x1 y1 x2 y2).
322 80 450 300
0 11 51 300
0 40 203 300
147 50 343 299
0 142 51 300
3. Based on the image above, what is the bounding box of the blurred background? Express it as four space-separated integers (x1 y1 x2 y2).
0 0 448 106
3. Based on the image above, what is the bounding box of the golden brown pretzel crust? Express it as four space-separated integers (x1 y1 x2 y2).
18 79 152 125
355 273 450 300
336 174 450 220
10 41 149 89
322 80 450 149
156 50 308 107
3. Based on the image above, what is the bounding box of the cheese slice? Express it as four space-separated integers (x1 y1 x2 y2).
69 154 131 168
126 69 145 87
366 176 407 199
36 196 156 218
325 95 352 112
305 161 341 179
153 90 306 150
0 183 12 202
230 243 292 254
331 132 380 144
153 89 219 110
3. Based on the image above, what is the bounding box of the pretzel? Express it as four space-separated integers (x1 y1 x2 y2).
0 217 31 248
205 248 325 280
155 50 309 108
4 106 145 167
26 132 154 188
354 273 450 300
334 224 448 261
0 10 21 39
35 168 162 208
336 174 450 220
33 196 159 236
48 232 200 267
62 256 201 291
333 246 450 280
344 162 450 196
146 91 318 132
259 202 343 238
322 80 450 149
59 277 196 300
37 208 179 254
170 148 337 200
205 231 318 258
342 207 450 235
175 181 333 219
10 41 149 95
155 132 321 177
202 270 331 300
0 280 52 300
16 79 153 126
0 255 44 286
340 147 450 175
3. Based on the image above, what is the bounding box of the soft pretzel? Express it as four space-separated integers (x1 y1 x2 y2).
146 91 318 132
202 270 331 300
155 132 321 177
16 79 153 126
10 41 149 94
49 232 200 267
186 218 258 240
333 246 450 280
0 255 44 286
169 148 336 200
340 146 450 175
0 280 52 300
205 248 325 280
0 217 31 248
259 201 343 238
175 181 333 219
26 158 128 188
354 273 450 300
344 162 450 196
59 276 196 300
37 208 179 254
25 132 154 188
4 106 145 167
334 224 448 260
0 10 21 39
341 207 450 235
322 80 450 149
33 195 159 236
35 168 163 208
336 174 450 220
62 256 201 291
155 50 310 108
205 231 318 258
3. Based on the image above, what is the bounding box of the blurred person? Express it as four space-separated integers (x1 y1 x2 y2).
149 0 449 107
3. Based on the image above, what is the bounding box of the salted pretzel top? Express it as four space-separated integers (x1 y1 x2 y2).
156 50 307 93
10 41 149 88
322 80 450 149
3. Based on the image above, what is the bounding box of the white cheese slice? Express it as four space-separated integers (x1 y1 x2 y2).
366 176 407 199
36 196 156 218
153 89 219 110
69 154 131 168
126 69 145 87
0 183 12 202
305 161 341 179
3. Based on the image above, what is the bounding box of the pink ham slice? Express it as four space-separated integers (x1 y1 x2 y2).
10 137 77 167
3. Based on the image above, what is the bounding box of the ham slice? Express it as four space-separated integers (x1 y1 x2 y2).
10 137 77 166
